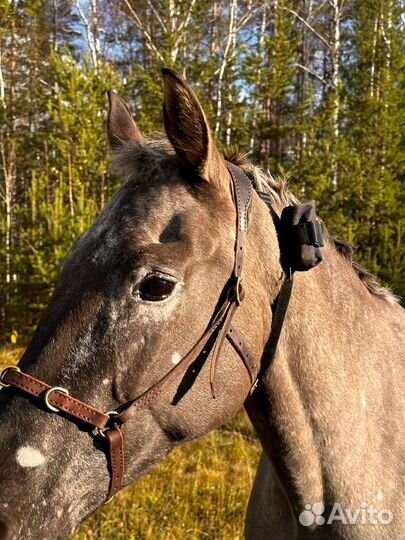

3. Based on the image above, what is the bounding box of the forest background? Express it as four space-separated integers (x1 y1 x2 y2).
1 0 405 342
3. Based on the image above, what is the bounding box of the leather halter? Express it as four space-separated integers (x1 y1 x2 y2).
0 163 259 502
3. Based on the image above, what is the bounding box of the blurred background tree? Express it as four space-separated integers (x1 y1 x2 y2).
1 0 405 341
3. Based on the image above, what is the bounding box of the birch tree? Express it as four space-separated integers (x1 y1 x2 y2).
0 1 18 294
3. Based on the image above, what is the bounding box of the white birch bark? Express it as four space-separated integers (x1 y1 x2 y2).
0 47 5 108
329 0 342 190
75 0 100 70
250 5 267 151
370 17 378 98
0 7 17 290
215 0 238 139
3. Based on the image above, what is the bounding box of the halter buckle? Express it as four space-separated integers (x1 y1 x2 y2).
0 366 21 388
96 411 120 438
44 386 70 412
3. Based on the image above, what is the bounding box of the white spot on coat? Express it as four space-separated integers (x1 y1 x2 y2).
171 352 182 365
377 491 384 501
361 392 367 410
16 446 46 468
102 378 110 386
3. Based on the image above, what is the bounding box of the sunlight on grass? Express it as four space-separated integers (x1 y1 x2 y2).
0 345 25 368
0 346 260 540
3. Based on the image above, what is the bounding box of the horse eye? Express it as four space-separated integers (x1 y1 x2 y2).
138 276 176 301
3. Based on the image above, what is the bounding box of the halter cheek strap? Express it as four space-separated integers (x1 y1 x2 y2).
0 163 258 502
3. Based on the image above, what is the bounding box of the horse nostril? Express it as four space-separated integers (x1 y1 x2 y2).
0 518 15 540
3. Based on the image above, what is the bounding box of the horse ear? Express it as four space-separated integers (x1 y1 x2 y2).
162 68 227 185
107 91 144 149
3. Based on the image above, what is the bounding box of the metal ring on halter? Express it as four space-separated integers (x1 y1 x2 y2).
0 366 21 388
44 386 70 413
96 411 119 438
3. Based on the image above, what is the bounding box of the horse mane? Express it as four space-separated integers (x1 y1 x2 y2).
225 150 400 305
112 139 399 304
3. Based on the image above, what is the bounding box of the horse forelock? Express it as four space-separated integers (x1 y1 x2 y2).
110 137 177 184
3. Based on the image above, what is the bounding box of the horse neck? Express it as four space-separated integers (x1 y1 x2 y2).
246 238 405 509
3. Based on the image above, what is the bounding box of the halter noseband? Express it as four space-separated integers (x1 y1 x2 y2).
0 163 324 502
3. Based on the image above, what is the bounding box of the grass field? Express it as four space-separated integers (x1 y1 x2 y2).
0 346 260 540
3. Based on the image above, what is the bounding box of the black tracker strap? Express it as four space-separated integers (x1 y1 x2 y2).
294 221 324 248
256 192 324 379
259 275 294 378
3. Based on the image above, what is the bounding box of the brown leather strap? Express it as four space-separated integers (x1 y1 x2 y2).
226 326 258 388
210 299 239 398
1 368 109 429
105 428 124 499
226 161 252 278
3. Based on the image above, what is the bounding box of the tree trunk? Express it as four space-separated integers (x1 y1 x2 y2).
330 0 342 190
250 5 267 152
5 6 17 289
214 0 237 139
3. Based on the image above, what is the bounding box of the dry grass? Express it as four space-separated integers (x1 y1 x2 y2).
0 346 260 540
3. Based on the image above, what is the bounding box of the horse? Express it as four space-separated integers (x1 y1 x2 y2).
0 68 405 540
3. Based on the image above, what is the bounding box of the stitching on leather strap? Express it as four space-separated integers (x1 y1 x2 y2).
243 182 252 233
7 372 47 392
6 372 108 427
50 397 105 424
